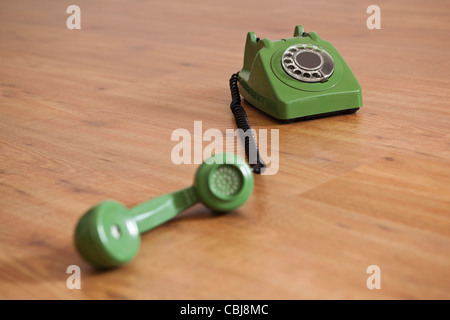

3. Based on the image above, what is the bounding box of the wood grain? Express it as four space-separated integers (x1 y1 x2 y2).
0 0 449 299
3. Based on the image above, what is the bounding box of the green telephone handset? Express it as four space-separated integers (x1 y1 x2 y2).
230 25 362 172
75 153 253 268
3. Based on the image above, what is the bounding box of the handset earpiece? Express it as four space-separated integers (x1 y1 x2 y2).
74 153 253 268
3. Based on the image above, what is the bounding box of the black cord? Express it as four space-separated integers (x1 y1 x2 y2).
229 72 266 174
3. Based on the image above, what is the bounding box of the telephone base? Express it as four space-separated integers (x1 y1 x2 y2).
239 25 362 121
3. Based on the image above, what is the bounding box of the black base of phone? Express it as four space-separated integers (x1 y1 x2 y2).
243 98 359 124
277 107 359 124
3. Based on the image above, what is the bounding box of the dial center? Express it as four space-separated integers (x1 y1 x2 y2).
295 51 322 70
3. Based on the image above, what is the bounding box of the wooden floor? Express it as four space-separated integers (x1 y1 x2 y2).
0 0 449 299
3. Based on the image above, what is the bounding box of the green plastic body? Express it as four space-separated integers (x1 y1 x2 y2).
74 153 253 268
239 25 362 120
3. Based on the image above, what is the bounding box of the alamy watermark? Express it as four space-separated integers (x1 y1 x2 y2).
66 265 81 289
171 121 279 175
367 5 381 30
66 5 81 30
366 265 381 290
